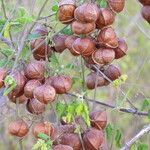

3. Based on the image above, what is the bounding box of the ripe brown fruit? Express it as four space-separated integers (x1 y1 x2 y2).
114 38 128 59
59 125 75 134
72 38 95 57
9 94 28 104
33 25 48 36
74 3 99 23
139 0 150 5
141 6 150 24
34 84 56 104
25 60 45 80
90 110 107 130
58 0 76 24
24 80 41 98
26 99 45 115
97 27 118 48
0 68 7 88
92 48 115 65
45 76 56 86
52 34 68 53
107 0 125 13
83 128 104 150
96 8 115 29
53 144 73 150
71 21 95 35
104 65 121 81
51 75 72 94
9 120 29 137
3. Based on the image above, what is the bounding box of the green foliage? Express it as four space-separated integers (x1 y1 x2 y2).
131 142 148 150
113 74 128 87
106 123 113 141
61 26 73 35
52 5 59 12
97 0 107 7
115 129 122 148
55 102 66 118
0 48 14 57
27 33 41 41
141 99 149 111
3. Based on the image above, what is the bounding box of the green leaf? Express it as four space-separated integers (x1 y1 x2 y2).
55 102 66 118
115 129 122 148
105 123 113 141
148 109 150 119
137 143 148 150
20 45 30 61
38 133 50 141
0 48 14 57
141 99 149 111
52 5 59 12
27 33 41 41
99 0 107 8
82 103 90 127
49 53 60 68
61 27 73 35
32 139 45 150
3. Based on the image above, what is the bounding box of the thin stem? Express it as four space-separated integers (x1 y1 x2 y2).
80 56 85 91
19 140 23 150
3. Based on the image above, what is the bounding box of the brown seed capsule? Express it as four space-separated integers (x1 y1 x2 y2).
53 144 73 150
33 25 48 36
90 111 107 130
0 68 7 88
92 48 115 65
96 8 115 29
45 76 56 86
9 94 28 104
74 3 99 23
83 128 104 150
59 125 76 134
97 27 118 48
26 99 45 115
34 84 56 104
107 0 125 13
51 75 72 94
52 34 68 53
114 38 128 59
60 133 82 150
58 0 76 24
24 60 45 80
86 72 106 90
139 0 150 5
104 65 121 81
65 35 79 56
9 120 29 137
141 6 150 24
24 80 42 98
72 38 95 57
71 21 95 35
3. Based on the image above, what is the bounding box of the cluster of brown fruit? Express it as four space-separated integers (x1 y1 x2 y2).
8 110 107 150
139 0 150 23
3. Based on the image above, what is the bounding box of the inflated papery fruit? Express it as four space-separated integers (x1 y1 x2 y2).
141 6 150 24
33 25 48 36
96 8 115 29
45 76 56 86
51 75 72 94
24 80 41 98
74 3 99 23
59 133 81 150
34 84 56 104
10 94 28 104
0 68 7 88
72 38 95 57
65 35 79 56
59 125 75 134
52 34 68 53
26 99 45 115
92 48 115 65
104 65 121 81
25 60 45 80
86 72 106 89
83 128 104 150
71 21 95 35
90 111 107 130
107 0 125 13
97 27 118 48
114 38 128 59
32 122 56 139
9 120 29 137
139 0 150 5
58 0 76 24
53 144 73 150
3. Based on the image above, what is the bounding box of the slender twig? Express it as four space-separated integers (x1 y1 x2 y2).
1 0 7 19
38 13 56 20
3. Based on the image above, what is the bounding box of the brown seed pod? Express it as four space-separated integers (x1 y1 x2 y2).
141 6 150 24
52 34 68 53
65 35 80 56
0 68 8 88
114 38 128 59
34 84 56 104
107 0 125 13
92 48 115 65
96 8 115 29
97 27 118 48
51 75 72 94
104 65 121 81
33 25 48 36
58 0 76 24
139 0 150 5
26 99 45 115
32 122 56 139
53 144 73 150
72 38 95 57
9 120 29 137
86 72 106 90
59 133 81 150
9 94 28 104
90 110 107 130
45 76 56 85
59 125 76 134
71 21 95 35
74 3 99 23
24 80 42 98
83 128 104 150
24 60 45 80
